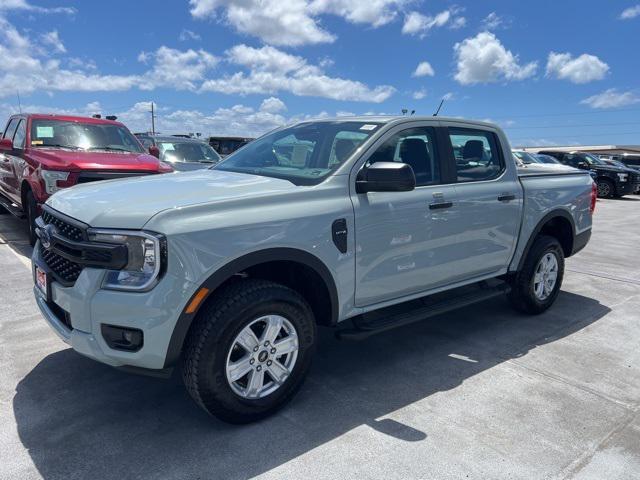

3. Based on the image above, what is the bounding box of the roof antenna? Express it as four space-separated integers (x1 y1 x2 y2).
16 90 22 113
433 98 445 116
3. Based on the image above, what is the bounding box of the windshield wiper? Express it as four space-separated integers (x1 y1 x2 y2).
36 144 82 150
87 146 133 152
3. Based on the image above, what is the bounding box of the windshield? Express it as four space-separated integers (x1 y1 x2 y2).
214 121 380 185
535 154 560 164
158 141 221 164
583 153 606 166
30 119 144 153
512 151 539 164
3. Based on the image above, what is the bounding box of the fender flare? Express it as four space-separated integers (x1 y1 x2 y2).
515 209 577 272
164 247 339 367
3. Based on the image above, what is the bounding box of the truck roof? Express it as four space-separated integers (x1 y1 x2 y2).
14 113 123 126
295 115 500 129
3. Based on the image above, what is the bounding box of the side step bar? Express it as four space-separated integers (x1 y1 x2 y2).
336 281 510 341
0 194 25 218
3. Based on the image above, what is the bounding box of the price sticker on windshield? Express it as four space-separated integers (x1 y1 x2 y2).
359 124 378 131
36 126 54 138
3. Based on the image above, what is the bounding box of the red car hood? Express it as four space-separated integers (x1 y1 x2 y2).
28 148 162 172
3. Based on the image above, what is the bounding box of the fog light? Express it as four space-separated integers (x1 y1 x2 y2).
101 324 144 352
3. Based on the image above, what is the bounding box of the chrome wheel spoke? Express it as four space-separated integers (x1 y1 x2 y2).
262 315 283 344
246 369 265 398
227 356 253 382
267 360 290 385
274 335 298 355
236 328 259 353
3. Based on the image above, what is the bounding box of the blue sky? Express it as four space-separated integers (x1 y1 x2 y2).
0 0 639 146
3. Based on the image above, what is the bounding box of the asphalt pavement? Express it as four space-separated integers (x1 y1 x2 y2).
0 198 639 480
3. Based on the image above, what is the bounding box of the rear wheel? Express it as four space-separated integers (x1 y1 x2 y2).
509 235 564 314
25 190 38 246
596 178 614 198
182 279 316 423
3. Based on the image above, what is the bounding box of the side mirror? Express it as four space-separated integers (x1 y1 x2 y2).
577 161 588 169
356 162 416 194
0 138 13 151
148 145 160 158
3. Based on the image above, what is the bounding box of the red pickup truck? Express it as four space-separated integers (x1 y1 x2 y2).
0 114 172 244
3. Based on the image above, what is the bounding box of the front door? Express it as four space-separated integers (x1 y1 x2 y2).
352 124 459 307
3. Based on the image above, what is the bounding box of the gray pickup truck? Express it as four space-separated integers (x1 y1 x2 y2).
31 116 596 423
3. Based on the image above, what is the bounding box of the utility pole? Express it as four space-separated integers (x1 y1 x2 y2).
150 102 156 135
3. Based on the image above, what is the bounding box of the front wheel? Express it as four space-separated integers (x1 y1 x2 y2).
182 279 316 423
509 235 565 314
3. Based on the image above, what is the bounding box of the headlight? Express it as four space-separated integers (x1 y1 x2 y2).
617 173 628 182
87 229 167 291
41 169 70 194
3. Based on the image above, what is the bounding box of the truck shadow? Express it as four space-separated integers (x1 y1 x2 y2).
13 291 609 480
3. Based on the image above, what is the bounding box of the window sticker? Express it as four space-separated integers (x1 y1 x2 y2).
359 124 378 131
160 143 175 151
36 126 54 138
31 140 43 145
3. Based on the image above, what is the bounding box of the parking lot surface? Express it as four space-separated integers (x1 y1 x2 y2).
0 198 639 480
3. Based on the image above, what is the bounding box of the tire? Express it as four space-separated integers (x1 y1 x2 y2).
508 235 565 315
182 279 316 424
25 190 38 246
596 178 614 198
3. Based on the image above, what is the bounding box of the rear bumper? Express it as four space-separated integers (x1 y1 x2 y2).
617 182 637 196
571 228 591 256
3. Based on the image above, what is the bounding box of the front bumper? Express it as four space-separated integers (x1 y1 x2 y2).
32 241 196 370
617 181 639 196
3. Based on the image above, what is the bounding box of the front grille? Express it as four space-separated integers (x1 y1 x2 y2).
40 209 87 285
41 245 83 284
41 209 84 242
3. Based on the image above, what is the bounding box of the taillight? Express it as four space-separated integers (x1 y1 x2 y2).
590 181 597 214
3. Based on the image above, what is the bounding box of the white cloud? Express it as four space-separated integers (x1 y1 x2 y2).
201 44 395 103
580 89 640 109
260 96 286 113
40 30 65 53
179 29 201 41
189 0 408 46
140 46 219 90
442 92 454 101
402 7 466 37
412 88 427 100
620 4 640 19
546 52 609 84
482 12 508 30
453 32 537 85
0 0 75 14
412 61 434 77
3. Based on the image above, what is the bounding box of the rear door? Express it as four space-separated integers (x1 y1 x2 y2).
440 124 522 282
352 122 459 306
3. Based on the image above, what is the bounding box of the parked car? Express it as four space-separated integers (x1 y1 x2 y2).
535 153 562 165
0 114 173 244
135 134 221 171
32 116 594 423
209 136 254 157
513 151 598 181
538 150 640 198
599 158 640 193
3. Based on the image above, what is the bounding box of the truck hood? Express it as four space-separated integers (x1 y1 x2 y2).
46 169 297 228
28 148 162 172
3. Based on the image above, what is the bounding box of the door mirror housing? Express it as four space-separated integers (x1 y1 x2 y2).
356 162 416 193
576 161 588 169
148 145 160 158
0 138 13 151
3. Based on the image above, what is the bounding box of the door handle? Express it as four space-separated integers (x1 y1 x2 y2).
497 194 516 202
429 201 453 210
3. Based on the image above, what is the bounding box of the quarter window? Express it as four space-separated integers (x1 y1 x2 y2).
449 128 503 182
366 127 440 186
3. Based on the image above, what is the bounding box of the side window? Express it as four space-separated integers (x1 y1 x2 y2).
564 154 580 167
366 127 440 186
449 128 503 182
12 119 26 149
3 118 19 140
